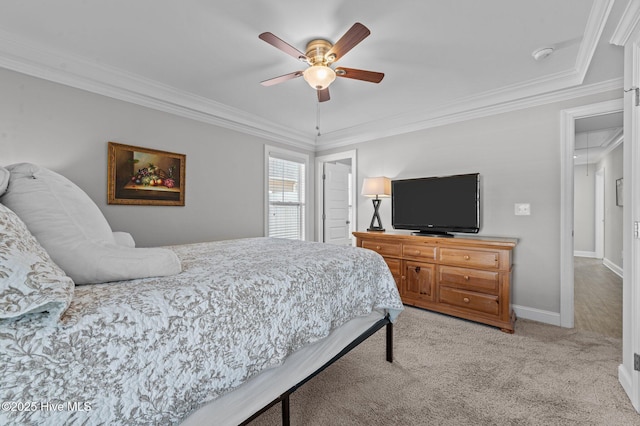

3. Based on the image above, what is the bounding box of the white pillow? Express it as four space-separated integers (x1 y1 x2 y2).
3 162 115 244
69 240 181 284
1 163 181 284
0 166 9 196
113 231 136 248
0 203 74 322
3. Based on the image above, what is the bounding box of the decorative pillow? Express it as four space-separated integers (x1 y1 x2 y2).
1 163 182 284
2 162 115 244
0 203 74 321
0 166 9 196
67 240 182 284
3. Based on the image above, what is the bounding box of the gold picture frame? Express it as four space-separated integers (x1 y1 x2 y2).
107 142 185 206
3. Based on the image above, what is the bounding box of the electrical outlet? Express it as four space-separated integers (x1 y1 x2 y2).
515 203 531 216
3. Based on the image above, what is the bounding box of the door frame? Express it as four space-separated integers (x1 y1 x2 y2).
595 167 605 259
315 150 357 243
560 98 623 328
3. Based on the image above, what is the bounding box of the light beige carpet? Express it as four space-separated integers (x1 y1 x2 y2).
250 306 639 425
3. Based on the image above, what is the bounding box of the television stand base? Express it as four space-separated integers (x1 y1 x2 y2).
411 230 454 237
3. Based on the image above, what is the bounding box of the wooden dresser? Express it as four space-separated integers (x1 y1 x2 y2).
353 231 517 333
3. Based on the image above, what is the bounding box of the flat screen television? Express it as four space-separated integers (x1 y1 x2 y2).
391 173 480 237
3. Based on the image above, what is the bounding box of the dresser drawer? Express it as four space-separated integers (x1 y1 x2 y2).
439 287 499 316
353 231 516 332
362 240 401 257
439 248 500 269
402 244 436 260
384 258 401 276
438 266 499 294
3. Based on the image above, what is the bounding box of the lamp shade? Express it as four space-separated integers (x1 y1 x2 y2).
361 177 391 198
303 65 337 90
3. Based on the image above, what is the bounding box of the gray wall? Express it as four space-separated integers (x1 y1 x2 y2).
573 165 596 253
599 143 624 268
319 90 621 317
0 68 314 247
0 64 623 320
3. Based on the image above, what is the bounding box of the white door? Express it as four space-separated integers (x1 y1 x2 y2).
627 44 640 413
611 13 640 411
323 162 351 245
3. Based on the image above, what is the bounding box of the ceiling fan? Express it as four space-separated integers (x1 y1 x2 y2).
259 22 384 102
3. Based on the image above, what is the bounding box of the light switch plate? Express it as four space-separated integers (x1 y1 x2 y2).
515 203 531 216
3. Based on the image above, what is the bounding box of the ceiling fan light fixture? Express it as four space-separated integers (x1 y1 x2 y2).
259 23 382 100
303 65 336 90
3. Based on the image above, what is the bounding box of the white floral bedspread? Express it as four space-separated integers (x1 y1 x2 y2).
0 237 403 425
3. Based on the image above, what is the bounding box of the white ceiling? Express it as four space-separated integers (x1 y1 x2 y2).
0 0 628 150
574 111 623 165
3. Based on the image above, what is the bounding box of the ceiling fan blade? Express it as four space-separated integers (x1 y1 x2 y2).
259 32 308 62
317 88 330 102
260 71 304 86
326 23 370 63
335 67 384 83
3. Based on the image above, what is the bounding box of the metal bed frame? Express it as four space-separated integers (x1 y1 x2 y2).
240 314 393 425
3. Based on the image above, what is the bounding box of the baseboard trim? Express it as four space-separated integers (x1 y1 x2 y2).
603 258 624 278
574 251 597 258
618 364 639 412
512 305 561 326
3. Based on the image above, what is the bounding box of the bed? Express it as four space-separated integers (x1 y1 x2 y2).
0 163 404 425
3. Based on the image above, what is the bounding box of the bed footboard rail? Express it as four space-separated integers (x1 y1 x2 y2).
240 313 393 426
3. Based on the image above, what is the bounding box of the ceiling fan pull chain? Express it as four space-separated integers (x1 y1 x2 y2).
316 102 321 137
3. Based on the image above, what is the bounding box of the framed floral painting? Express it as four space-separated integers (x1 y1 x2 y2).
107 142 185 206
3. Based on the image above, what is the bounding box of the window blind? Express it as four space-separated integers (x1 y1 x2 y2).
268 154 306 240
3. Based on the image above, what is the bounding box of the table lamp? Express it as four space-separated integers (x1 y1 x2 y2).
361 177 391 231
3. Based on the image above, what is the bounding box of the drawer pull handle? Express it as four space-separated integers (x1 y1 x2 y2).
414 250 421 255
376 246 381 250
464 275 469 280
463 297 470 303
464 255 470 260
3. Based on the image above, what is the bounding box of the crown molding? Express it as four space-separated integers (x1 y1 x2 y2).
610 0 640 46
574 128 623 165
598 128 625 163
575 0 615 81
0 28 316 151
0 0 617 153
315 1 616 150
315 78 623 151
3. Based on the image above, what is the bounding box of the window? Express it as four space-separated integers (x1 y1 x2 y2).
265 146 308 240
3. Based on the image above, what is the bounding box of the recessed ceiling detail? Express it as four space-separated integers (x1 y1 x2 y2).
0 0 624 150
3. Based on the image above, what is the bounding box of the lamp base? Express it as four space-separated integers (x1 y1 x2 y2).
368 198 385 232
367 227 385 232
